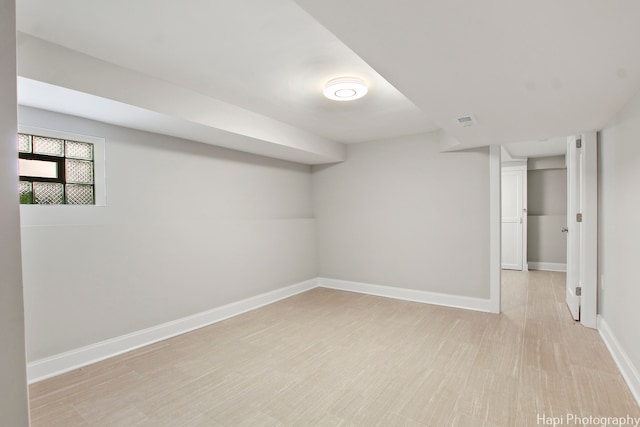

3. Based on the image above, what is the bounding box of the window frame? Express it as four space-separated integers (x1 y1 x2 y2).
19 152 66 184
18 125 107 207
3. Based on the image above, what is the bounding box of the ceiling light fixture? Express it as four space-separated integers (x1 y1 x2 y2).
323 77 368 101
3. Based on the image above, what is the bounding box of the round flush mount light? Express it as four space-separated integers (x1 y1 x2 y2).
323 77 368 101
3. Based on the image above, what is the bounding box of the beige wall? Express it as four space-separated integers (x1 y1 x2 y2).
599 88 640 382
19 106 317 361
0 0 30 424
312 133 491 298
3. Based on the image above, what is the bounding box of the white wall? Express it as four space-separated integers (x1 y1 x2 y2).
0 0 30 424
312 133 490 298
528 169 566 215
598 88 640 392
19 106 316 361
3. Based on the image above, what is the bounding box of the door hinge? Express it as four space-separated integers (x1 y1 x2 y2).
576 286 582 296
576 213 583 222
576 138 582 149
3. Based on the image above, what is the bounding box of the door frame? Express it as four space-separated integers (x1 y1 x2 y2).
489 145 502 314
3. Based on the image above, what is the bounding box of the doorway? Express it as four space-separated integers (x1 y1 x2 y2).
496 133 597 328
527 156 568 272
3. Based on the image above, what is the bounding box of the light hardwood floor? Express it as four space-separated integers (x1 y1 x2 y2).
29 271 640 426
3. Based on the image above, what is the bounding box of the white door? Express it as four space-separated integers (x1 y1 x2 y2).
566 133 597 327
501 166 526 270
566 136 582 320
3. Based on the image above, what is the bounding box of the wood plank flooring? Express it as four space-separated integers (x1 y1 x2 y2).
29 271 640 426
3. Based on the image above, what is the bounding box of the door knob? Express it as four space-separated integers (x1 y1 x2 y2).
561 227 569 233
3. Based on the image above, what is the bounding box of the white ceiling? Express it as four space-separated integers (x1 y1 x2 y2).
295 0 640 148
15 0 640 163
16 0 436 145
504 137 567 159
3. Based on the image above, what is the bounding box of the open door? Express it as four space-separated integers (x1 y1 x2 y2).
566 133 597 328
566 136 582 319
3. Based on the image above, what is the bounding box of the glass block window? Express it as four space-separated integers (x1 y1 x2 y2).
66 159 93 184
33 182 64 205
66 184 94 205
18 134 32 153
33 136 65 157
18 133 95 205
19 181 33 204
65 140 93 160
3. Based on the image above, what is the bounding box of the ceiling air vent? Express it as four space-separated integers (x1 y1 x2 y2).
456 115 477 127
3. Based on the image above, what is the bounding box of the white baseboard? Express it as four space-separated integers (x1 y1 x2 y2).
27 278 318 383
597 315 640 406
528 262 567 272
318 278 493 313
28 277 496 383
